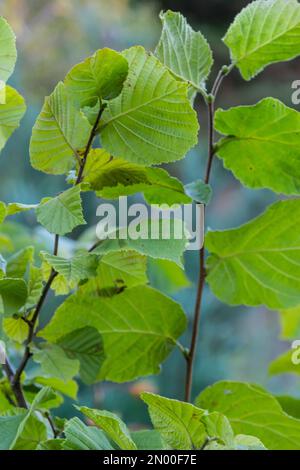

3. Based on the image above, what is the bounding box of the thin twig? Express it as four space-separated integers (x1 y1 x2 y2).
76 104 106 185
184 66 232 402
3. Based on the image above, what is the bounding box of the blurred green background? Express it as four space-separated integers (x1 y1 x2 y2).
0 0 299 427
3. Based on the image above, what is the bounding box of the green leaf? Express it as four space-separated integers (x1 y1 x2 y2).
3 312 34 343
269 349 300 376
93 219 189 267
56 327 105 384
0 86 26 153
41 251 98 283
34 376 78 400
202 411 234 447
206 199 300 309
40 285 187 382
0 17 17 82
30 81 91 174
196 381 300 450
36 185 86 235
185 179 212 204
0 278 27 316
6 246 34 279
276 396 300 420
0 253 6 277
215 98 300 194
100 46 199 165
26 265 43 307
32 343 80 382
38 439 64 450
279 306 300 339
6 202 37 216
148 258 190 294
64 48 128 107
155 10 213 96
11 415 47 450
141 392 206 450
63 417 113 450
91 250 147 291
0 412 26 450
0 202 6 223
224 0 300 80
131 430 167 450
205 433 267 450
83 149 191 204
78 406 137 450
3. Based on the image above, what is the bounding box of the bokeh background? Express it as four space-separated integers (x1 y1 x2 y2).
0 0 299 426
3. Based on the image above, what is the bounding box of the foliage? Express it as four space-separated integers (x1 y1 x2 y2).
1 0 300 451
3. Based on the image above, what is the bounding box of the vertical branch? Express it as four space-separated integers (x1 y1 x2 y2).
185 67 231 402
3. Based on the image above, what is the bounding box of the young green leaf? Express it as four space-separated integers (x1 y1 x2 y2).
148 258 190 294
0 202 6 223
224 0 300 80
279 306 300 340
141 393 207 450
33 376 78 400
0 86 26 153
6 202 38 216
83 149 191 204
269 349 300 376
206 199 300 309
0 278 27 316
196 381 300 450
100 46 199 165
40 251 99 283
215 98 300 194
78 407 137 450
36 185 86 235
63 417 113 450
64 48 128 107
40 285 187 382
0 17 17 82
6 246 34 279
30 82 91 174
185 180 212 204
156 10 213 96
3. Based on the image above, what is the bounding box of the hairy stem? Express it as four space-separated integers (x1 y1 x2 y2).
185 67 231 402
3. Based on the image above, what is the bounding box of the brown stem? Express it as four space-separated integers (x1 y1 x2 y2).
184 66 231 402
76 104 106 185
3 358 27 408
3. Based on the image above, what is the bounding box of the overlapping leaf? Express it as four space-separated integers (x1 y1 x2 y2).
206 199 300 309
36 185 86 235
78 407 137 450
215 98 300 194
83 149 191 204
0 86 26 153
0 18 17 82
40 285 187 382
196 381 300 450
141 393 206 450
64 48 128 107
100 46 198 165
30 82 91 174
156 10 213 96
224 0 300 80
